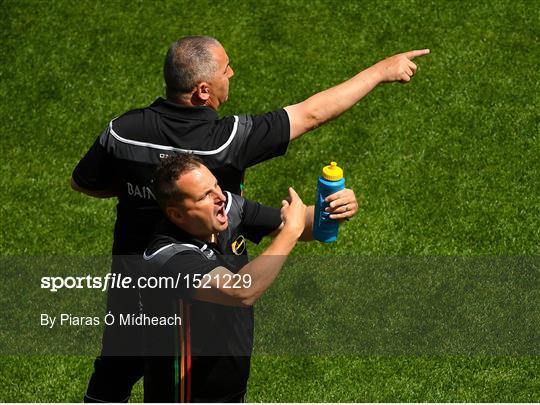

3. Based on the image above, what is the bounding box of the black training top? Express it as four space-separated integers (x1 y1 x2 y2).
72 98 290 254
141 192 281 402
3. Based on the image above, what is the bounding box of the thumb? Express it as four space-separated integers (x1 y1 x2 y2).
288 187 299 202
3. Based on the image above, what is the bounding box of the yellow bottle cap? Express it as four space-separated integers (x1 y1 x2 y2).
322 161 343 181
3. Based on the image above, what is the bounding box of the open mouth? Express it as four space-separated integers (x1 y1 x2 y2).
216 205 227 224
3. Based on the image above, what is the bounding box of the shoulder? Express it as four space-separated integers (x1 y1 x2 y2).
224 191 277 226
247 108 289 129
223 191 246 229
143 235 221 284
96 102 155 148
211 114 252 144
145 234 215 264
109 105 155 141
225 191 245 213
226 109 289 135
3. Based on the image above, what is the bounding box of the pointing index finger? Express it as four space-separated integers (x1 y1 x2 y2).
404 49 430 60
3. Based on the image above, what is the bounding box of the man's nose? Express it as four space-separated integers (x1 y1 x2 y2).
214 189 226 203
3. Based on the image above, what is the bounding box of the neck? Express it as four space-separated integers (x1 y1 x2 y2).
166 94 217 110
193 232 218 244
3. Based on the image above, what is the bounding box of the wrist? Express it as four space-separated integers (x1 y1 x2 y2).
264 228 298 256
367 63 386 84
279 225 302 242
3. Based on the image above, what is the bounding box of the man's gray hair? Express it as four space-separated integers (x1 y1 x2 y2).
164 36 221 98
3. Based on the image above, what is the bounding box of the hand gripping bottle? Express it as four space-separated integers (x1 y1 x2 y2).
313 162 345 243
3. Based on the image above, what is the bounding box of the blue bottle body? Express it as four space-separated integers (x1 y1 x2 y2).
313 176 345 242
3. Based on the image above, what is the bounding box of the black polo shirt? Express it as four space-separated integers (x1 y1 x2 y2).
142 192 281 402
72 98 289 254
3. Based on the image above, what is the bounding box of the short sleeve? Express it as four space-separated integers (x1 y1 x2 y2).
240 199 282 244
72 131 115 190
237 109 290 169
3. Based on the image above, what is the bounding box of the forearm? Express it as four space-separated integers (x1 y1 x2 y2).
299 205 315 241
194 228 300 307
285 49 429 140
285 65 383 139
236 229 299 305
303 65 382 122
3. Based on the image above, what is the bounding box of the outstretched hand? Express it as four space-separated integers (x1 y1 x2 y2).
375 49 430 83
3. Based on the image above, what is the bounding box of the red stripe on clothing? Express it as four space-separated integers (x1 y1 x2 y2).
186 302 192 402
177 299 185 403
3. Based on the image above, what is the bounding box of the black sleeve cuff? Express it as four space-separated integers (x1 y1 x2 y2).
241 199 282 244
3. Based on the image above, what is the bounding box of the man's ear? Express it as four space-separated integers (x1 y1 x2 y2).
166 206 185 226
195 82 211 101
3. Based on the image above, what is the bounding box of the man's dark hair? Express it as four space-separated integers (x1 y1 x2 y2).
152 154 203 210
164 36 221 98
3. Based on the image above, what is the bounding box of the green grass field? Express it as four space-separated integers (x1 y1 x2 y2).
1 0 539 402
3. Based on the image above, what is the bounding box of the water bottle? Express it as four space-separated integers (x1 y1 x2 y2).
313 161 345 243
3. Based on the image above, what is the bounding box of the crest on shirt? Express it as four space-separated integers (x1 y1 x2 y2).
231 235 246 255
